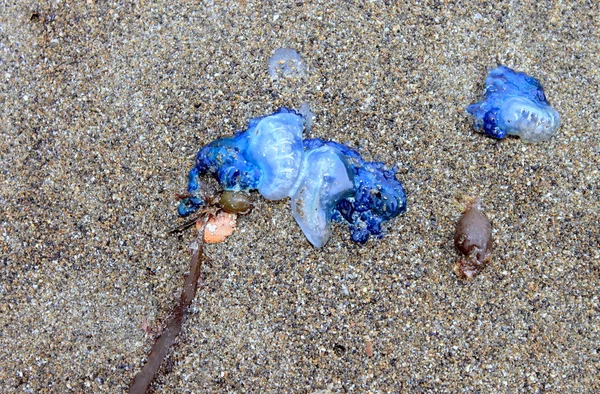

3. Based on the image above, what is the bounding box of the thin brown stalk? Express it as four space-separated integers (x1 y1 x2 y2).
129 223 206 394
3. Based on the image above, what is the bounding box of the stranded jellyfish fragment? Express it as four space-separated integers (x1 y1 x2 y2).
268 48 306 79
467 65 560 143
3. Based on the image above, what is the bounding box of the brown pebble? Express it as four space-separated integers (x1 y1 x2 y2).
453 197 493 280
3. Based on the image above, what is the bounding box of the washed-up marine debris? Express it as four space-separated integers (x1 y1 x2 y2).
178 107 407 247
129 192 253 394
453 197 493 280
467 65 560 143
129 222 205 394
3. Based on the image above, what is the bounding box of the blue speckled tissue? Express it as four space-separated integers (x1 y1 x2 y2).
467 65 560 143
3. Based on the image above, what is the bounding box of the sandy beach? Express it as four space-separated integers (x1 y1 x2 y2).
1 0 598 392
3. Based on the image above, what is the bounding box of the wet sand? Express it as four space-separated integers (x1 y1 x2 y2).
1 1 599 392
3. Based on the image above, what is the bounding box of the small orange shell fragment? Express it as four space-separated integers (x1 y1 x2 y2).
198 211 237 243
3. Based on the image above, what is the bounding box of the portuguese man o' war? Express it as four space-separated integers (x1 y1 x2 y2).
178 108 407 247
467 65 560 143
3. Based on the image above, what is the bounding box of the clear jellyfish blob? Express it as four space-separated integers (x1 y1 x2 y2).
268 48 306 79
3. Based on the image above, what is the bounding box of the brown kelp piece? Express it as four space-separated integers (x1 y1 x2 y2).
129 223 206 394
453 197 493 280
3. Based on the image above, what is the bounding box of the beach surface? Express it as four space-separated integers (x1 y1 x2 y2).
1 1 599 392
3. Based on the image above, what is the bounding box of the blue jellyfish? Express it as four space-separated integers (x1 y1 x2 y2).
467 65 560 143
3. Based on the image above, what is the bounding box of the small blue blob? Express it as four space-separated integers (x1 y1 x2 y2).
179 107 407 247
178 135 261 216
178 196 203 217
467 65 560 143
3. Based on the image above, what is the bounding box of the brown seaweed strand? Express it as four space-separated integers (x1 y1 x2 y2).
129 223 206 394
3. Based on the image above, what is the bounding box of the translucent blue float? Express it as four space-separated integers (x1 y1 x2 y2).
178 108 407 247
467 65 560 143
